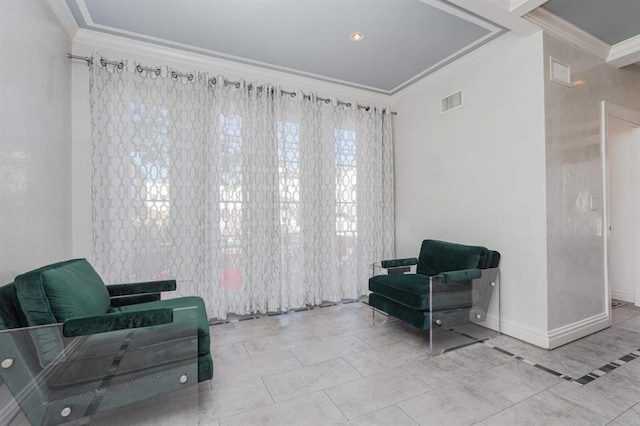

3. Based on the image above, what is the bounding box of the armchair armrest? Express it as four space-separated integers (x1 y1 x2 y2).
110 293 161 308
62 308 173 337
439 268 482 282
380 258 418 269
106 280 177 297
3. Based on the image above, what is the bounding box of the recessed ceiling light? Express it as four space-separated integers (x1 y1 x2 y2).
351 32 364 42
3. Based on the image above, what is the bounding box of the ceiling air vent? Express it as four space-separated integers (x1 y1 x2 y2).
550 58 571 87
441 91 463 114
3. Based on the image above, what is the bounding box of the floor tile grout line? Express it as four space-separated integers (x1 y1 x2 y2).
395 400 423 426
322 369 431 424
344 403 420 426
339 353 369 378
259 375 278 406
482 341 576 383
351 332 375 351
376 395 425 425
476 385 562 424
320 388 350 423
607 400 640 424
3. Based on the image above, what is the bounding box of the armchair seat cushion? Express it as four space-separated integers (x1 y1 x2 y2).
369 274 472 311
112 296 210 356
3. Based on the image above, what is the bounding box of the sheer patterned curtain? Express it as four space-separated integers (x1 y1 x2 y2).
89 58 394 319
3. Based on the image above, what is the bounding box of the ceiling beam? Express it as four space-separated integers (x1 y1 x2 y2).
525 8 610 61
608 35 640 68
446 0 541 36
509 0 550 15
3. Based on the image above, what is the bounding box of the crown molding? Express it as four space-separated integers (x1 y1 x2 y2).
390 31 525 104
71 29 391 106
46 0 79 40
607 33 640 68
509 0 549 15
525 8 610 61
388 29 506 95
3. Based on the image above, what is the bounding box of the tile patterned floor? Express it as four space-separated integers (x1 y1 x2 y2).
12 301 640 425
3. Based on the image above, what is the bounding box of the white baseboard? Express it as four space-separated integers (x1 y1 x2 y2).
612 291 634 303
547 312 611 349
498 316 551 348
476 311 500 333
493 312 612 350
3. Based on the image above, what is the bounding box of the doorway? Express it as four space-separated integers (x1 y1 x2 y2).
602 102 640 308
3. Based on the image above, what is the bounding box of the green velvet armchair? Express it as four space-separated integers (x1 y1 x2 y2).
369 239 500 351
0 259 213 425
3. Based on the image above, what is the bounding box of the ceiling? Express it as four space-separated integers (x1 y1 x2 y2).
58 0 640 95
541 0 640 46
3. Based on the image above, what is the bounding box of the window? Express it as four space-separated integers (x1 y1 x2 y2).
130 101 172 279
219 114 243 289
335 129 358 264
277 120 301 236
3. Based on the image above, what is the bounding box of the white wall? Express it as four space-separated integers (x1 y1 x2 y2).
391 32 550 346
544 34 640 335
0 0 72 283
69 30 392 261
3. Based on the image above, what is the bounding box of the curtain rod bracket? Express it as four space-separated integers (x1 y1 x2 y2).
67 53 93 65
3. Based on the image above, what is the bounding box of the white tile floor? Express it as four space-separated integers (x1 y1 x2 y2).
22 302 640 425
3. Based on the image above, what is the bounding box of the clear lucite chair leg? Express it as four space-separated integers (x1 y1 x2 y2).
371 307 392 326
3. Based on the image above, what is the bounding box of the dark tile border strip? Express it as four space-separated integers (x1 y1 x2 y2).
572 350 640 385
482 341 575 382
484 341 640 386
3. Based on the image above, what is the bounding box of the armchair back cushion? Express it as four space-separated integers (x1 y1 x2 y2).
487 250 501 268
416 240 488 276
14 259 111 325
0 283 23 330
